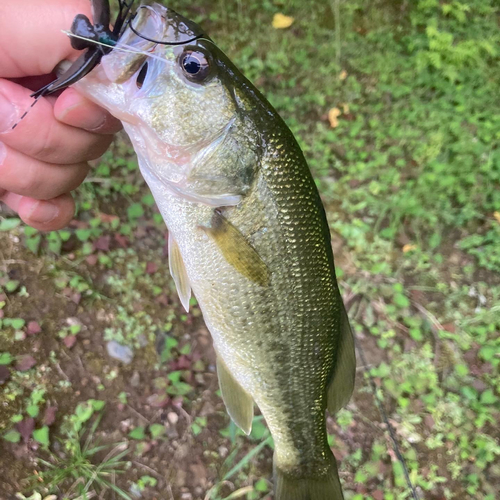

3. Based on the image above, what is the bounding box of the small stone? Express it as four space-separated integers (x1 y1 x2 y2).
167 412 179 425
16 355 36 371
14 331 26 341
130 371 140 387
106 341 134 364
85 254 98 266
66 317 82 327
26 321 42 335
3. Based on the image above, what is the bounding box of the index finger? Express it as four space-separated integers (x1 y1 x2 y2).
0 0 93 78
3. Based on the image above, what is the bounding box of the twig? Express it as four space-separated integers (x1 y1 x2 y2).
412 301 442 366
126 404 151 424
330 0 342 67
53 360 70 381
132 460 162 480
166 484 175 500
349 296 420 500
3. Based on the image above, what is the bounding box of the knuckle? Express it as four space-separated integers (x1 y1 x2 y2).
28 120 58 162
17 166 40 195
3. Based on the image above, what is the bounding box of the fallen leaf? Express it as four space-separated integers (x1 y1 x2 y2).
441 322 456 333
146 393 170 408
114 233 129 248
328 107 341 128
146 262 158 274
424 414 435 430
43 406 58 426
156 294 170 306
63 335 77 349
26 321 42 336
16 355 36 371
0 366 10 384
402 244 417 253
272 13 294 29
99 212 120 224
16 418 35 442
85 254 98 266
94 235 111 252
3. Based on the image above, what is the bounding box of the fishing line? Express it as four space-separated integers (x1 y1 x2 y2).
11 94 44 130
63 31 169 64
350 298 420 500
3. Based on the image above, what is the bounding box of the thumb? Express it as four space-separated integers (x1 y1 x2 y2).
0 0 92 78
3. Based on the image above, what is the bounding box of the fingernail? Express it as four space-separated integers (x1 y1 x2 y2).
28 201 59 224
85 113 107 132
0 142 6 165
0 92 17 133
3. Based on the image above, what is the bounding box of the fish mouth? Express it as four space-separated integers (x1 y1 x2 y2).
74 3 206 117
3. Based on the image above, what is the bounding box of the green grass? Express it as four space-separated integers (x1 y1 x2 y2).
30 401 131 500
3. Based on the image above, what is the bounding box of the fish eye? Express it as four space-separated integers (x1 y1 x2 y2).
180 49 211 82
136 62 149 89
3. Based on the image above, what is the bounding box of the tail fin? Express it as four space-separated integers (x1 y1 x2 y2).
274 452 345 500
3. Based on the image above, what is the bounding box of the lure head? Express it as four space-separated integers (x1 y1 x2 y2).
76 4 267 204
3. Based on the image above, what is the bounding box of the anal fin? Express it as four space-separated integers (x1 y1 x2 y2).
217 356 254 435
327 301 356 415
168 232 191 313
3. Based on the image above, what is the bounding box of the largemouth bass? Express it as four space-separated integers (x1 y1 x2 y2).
75 4 356 499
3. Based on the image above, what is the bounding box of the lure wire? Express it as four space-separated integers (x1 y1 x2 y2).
127 14 204 46
349 297 421 500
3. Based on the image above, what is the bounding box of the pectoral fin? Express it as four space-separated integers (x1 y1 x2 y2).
168 232 191 313
217 356 254 435
327 302 356 415
200 210 270 287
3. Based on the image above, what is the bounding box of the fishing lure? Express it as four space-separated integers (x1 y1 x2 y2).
33 0 133 99
12 0 204 129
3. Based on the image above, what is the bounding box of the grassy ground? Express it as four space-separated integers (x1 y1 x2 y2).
1 0 499 499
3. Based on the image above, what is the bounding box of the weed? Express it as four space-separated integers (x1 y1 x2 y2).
30 401 132 500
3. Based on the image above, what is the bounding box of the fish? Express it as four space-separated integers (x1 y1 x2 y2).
72 3 356 499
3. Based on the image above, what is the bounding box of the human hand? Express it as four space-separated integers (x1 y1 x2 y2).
0 0 122 231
